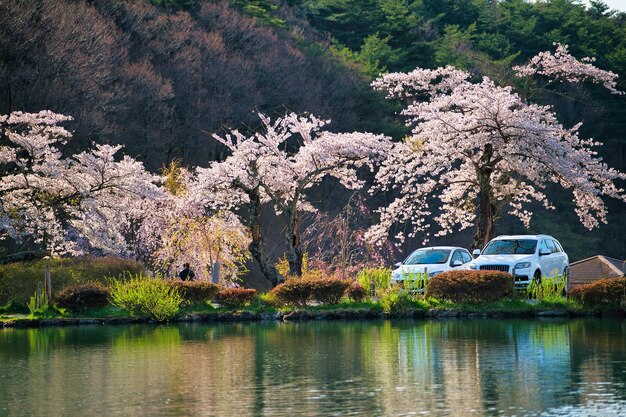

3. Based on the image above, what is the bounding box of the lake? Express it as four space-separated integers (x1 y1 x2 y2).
1 319 625 416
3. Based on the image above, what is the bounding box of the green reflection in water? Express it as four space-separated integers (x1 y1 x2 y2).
0 319 625 417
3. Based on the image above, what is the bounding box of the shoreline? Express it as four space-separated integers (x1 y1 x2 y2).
2 307 624 328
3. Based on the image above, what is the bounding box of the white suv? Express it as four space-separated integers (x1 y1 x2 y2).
467 235 569 291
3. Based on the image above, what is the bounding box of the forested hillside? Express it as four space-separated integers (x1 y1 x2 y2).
0 0 394 169
0 0 624 261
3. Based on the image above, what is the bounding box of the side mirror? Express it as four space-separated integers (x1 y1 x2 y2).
472 249 481 257
539 248 550 256
452 260 463 267
394 262 402 268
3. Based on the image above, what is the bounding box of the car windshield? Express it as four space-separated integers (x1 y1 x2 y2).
404 249 451 265
482 239 537 255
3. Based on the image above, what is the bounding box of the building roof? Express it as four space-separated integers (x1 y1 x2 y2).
569 255 625 285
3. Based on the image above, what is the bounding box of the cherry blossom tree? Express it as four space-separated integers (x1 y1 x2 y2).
193 112 392 283
368 44 625 248
134 162 251 281
0 110 160 256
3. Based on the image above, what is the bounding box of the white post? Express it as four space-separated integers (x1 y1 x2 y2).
211 262 220 284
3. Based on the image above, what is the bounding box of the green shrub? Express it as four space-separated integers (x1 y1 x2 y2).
527 275 566 301
0 256 143 305
380 288 413 314
55 283 110 312
216 288 257 308
309 279 350 305
270 279 312 307
568 277 626 306
345 282 367 302
399 271 429 293
27 290 63 318
0 300 29 314
109 275 182 322
169 281 220 305
357 267 390 295
426 270 513 303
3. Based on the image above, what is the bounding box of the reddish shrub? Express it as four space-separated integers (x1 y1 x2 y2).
568 277 626 306
216 288 257 308
169 281 219 305
55 283 110 312
270 280 312 307
426 270 513 303
345 282 367 302
309 279 350 305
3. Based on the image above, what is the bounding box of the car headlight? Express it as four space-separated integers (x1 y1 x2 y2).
514 262 531 269
469 264 477 270
392 272 401 280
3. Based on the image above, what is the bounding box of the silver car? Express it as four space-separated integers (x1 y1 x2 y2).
391 246 473 290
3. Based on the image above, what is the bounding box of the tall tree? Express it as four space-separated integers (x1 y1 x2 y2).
193 112 391 284
367 44 625 248
0 111 159 256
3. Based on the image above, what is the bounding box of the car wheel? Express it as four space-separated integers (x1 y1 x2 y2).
561 267 569 296
533 270 542 285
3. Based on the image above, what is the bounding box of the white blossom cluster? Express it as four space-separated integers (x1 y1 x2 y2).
513 43 623 95
193 112 392 220
0 111 160 256
367 45 625 245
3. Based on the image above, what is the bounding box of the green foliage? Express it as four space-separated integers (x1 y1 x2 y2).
55 283 110 313
357 267 390 295
0 300 29 314
379 288 414 314
527 274 566 302
27 290 63 318
0 257 143 305
231 0 287 28
168 281 220 305
108 275 183 322
399 271 429 293
568 277 626 307
216 288 258 308
426 270 514 303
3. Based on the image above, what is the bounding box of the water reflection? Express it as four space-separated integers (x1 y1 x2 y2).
0 319 625 416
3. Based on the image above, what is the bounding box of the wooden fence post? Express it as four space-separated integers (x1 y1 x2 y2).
44 264 52 301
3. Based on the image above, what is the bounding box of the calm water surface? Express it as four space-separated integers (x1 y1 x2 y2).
1 319 625 417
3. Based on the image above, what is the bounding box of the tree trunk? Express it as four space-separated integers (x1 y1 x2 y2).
248 188 281 287
474 168 496 249
285 208 304 277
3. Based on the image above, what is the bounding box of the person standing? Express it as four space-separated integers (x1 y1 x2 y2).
178 263 195 281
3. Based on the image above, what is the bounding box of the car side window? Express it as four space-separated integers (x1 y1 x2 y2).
451 250 464 265
461 251 472 264
546 240 557 253
551 239 562 253
539 239 550 254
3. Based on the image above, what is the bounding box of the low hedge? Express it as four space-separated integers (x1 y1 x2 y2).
55 283 110 312
426 270 513 303
270 280 312 307
270 278 353 306
309 279 350 305
0 256 143 305
216 288 257 308
169 281 220 305
346 282 367 302
568 277 626 306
